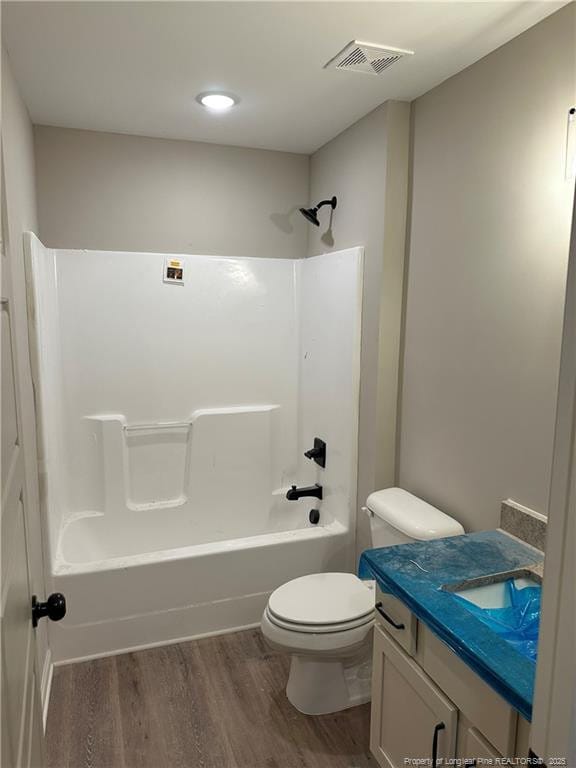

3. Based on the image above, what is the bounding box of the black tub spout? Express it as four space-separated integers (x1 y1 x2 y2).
286 484 323 501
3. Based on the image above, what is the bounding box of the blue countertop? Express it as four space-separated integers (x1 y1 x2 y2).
358 530 543 721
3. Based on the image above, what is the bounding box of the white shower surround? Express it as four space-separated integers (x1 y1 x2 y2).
25 234 363 662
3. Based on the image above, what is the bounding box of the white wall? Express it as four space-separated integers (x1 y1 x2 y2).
24 236 67 559
297 248 363 569
307 101 410 556
399 4 575 531
33 125 309 259
1 48 50 713
29 245 299 545
27 241 363 563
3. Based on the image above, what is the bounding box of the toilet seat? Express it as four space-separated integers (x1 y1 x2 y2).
267 572 374 628
261 609 374 656
266 605 374 634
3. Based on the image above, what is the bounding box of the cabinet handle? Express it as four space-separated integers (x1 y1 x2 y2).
431 722 445 767
375 601 405 630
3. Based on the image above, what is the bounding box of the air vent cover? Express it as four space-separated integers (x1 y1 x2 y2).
324 40 414 75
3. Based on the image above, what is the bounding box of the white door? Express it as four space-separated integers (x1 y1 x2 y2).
1 145 46 767
531 169 576 765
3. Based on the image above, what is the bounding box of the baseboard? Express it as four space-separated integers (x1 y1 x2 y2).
40 648 53 731
53 620 261 666
49 590 270 664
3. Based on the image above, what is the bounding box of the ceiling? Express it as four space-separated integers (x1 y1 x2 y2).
2 1 567 154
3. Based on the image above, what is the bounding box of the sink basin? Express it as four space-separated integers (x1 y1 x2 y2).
453 576 539 609
444 574 542 662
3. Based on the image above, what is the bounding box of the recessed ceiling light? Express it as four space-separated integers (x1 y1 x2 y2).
197 92 237 111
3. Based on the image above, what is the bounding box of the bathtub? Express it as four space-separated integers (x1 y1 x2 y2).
49 502 352 663
27 237 363 664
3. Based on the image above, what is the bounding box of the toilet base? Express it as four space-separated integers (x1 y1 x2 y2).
285 648 372 715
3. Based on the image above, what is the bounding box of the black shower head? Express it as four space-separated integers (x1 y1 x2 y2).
299 196 337 227
299 207 321 226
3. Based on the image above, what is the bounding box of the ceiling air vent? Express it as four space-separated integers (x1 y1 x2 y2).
324 40 414 75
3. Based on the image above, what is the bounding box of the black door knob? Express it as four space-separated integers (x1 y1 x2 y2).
31 593 67 627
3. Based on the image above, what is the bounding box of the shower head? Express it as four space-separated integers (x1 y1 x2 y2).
299 196 337 227
300 207 321 226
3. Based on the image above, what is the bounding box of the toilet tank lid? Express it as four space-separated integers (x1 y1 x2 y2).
365 488 464 541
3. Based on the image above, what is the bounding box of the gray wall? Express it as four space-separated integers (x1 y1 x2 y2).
308 101 410 555
399 3 575 530
34 126 309 259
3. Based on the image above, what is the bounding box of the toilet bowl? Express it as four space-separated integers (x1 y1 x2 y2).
261 572 375 715
261 488 465 715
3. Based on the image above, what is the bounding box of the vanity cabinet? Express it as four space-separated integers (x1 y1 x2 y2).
370 588 530 767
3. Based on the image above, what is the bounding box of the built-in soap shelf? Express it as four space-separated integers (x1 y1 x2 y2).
123 421 192 432
86 405 279 514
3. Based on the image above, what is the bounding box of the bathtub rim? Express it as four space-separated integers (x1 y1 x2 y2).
53 518 349 577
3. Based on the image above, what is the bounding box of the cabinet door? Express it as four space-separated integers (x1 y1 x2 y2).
457 722 501 764
371 626 457 768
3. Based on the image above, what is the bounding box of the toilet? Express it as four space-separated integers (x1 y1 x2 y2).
261 488 464 715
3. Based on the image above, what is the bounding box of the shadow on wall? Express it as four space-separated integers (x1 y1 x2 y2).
270 206 301 234
321 206 335 247
270 205 335 247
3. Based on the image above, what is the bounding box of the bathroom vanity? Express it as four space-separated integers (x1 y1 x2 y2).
360 531 543 766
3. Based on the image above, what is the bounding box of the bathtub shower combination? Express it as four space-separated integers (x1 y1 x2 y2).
25 234 363 662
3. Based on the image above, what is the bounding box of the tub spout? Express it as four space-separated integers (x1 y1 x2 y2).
286 484 323 501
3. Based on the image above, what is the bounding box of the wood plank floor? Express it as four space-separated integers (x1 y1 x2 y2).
46 629 375 768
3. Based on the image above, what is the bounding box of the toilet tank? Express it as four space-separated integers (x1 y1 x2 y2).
365 487 464 548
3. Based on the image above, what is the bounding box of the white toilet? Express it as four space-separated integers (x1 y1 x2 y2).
261 488 464 715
